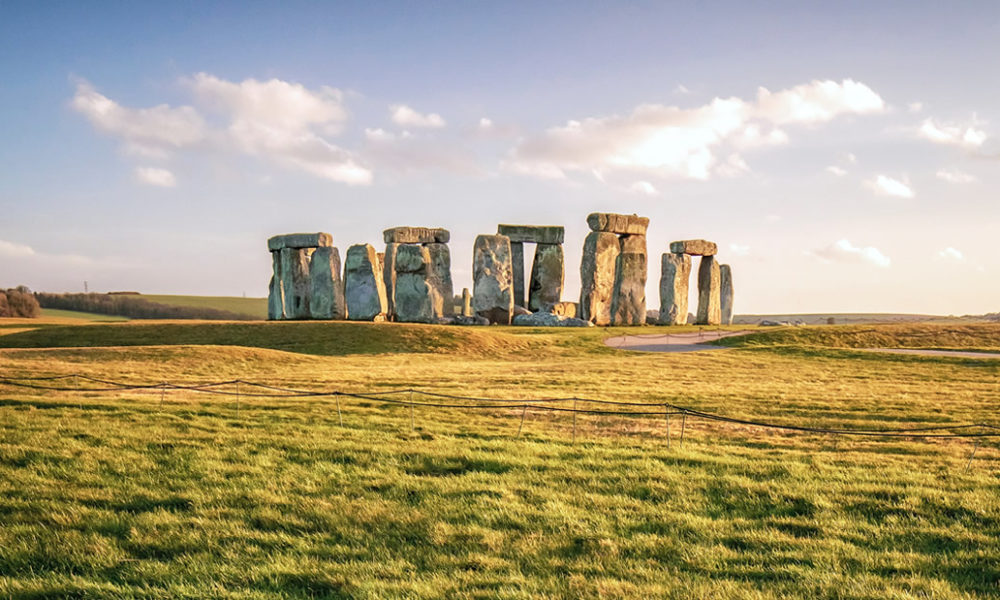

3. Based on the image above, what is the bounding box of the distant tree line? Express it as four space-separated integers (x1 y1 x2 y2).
34 293 255 321
0 287 41 318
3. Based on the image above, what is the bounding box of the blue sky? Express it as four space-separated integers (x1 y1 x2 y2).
1 1 998 314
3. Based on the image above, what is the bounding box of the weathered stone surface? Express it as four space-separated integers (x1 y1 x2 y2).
279 247 312 319
268 232 332 251
461 288 472 317
720 264 734 325
452 315 490 326
528 243 564 312
646 310 659 325
550 301 578 318
472 234 514 325
425 243 453 318
497 224 565 244
611 234 647 325
696 255 721 325
586 213 649 235
659 253 691 325
579 232 620 326
393 245 438 323
512 312 593 327
512 304 531 317
382 227 450 244
383 243 399 318
670 239 718 256
344 244 387 321
268 252 283 320
510 242 525 308
309 246 345 320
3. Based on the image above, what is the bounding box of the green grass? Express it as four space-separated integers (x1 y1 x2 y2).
142 295 268 319
40 308 130 322
1 321 999 598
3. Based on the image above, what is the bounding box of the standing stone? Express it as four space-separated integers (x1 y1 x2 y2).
279 247 312 319
309 246 345 320
393 245 437 323
611 235 647 325
383 243 399 319
268 251 284 320
720 264 734 326
659 253 691 325
579 232 620 326
510 241 526 308
425 243 453 318
528 243 564 312
696 255 721 325
344 244 388 321
472 234 514 324
462 288 472 317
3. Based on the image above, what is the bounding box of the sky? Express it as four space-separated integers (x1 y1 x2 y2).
1 1 998 315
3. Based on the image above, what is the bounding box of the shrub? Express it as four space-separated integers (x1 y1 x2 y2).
0 288 41 318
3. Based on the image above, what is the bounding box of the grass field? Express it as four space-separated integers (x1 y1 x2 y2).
142 295 268 319
1 318 999 598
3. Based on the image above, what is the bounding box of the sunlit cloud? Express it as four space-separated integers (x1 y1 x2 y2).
867 175 914 198
390 104 446 128
134 166 176 187
936 168 978 184
812 239 891 268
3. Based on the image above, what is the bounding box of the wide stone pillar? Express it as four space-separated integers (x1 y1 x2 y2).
383 243 400 319
472 234 514 324
393 245 437 323
425 243 453 318
528 243 564 312
610 234 647 325
659 253 691 325
345 243 388 321
720 264 734 326
309 246 345 320
696 255 721 325
579 231 620 326
279 247 313 319
510 241 526 309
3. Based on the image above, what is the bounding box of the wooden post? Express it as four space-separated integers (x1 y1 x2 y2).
517 404 527 437
680 413 687 448
335 394 343 427
965 439 981 473
572 399 578 443
409 390 415 432
665 408 671 449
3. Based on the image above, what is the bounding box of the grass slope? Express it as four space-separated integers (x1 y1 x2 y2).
1 322 999 598
719 323 1000 352
142 295 268 319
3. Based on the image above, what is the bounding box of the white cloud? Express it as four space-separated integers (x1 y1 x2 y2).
629 180 657 195
729 243 750 256
936 168 978 184
362 130 482 175
479 117 493 129
812 239 891 268
825 165 847 177
867 175 914 199
364 127 396 141
844 152 857 164
937 247 964 261
134 166 176 187
918 118 987 148
390 104 446 128
908 102 923 113
507 79 884 182
716 153 750 177
0 240 36 258
674 84 692 95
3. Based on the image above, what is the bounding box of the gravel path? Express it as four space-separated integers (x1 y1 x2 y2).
604 330 751 353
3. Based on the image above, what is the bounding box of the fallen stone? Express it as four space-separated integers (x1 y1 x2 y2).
309 246 345 320
279 247 312 319
382 227 450 244
452 315 490 326
513 312 593 327
720 264 734 326
760 320 788 327
345 244 388 321
497 224 565 244
510 241 526 308
550 301 578 318
586 213 649 235
461 288 472 317
268 232 333 252
425 243 453 318
645 311 659 325
528 243 564 312
670 239 718 256
611 234 647 326
696 255 721 325
579 231 620 326
472 234 514 324
512 304 532 317
659 253 691 325
393 245 438 323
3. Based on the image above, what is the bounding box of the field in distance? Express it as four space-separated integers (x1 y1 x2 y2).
1 318 999 598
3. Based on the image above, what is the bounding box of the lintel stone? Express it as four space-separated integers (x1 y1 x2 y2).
586 213 649 235
383 227 450 244
497 224 565 244
669 239 718 256
268 232 333 251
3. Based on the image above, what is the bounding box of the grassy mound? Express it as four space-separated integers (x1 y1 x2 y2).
717 323 1000 351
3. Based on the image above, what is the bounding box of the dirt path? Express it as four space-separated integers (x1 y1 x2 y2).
865 348 1000 359
604 330 752 353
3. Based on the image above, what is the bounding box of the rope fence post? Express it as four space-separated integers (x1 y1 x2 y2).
965 439 981 473
409 390 415 432
517 404 527 438
572 398 578 444
235 380 241 419
159 382 166 410
75 374 82 411
680 413 687 448
335 393 343 427
665 407 671 449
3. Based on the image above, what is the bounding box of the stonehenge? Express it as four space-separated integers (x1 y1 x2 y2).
266 217 734 327
580 213 648 325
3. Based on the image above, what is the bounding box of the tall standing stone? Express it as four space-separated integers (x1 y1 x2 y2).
279 247 313 319
610 235 647 325
309 246 345 320
472 234 514 324
462 288 472 317
383 243 399 319
696 255 721 325
425 243 453 318
528 243 564 312
268 251 284 320
393 245 437 323
720 264 734 326
344 244 388 321
510 241 526 308
659 253 691 325
579 232 620 326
